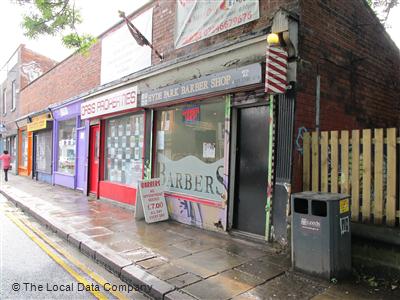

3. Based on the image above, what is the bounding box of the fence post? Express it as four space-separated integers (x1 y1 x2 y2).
374 129 384 224
362 129 372 222
386 128 397 226
312 131 319 192
351 130 360 222
303 132 311 191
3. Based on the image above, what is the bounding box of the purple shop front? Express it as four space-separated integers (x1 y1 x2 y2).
51 99 89 193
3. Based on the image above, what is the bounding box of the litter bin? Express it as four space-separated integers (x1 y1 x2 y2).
291 192 351 280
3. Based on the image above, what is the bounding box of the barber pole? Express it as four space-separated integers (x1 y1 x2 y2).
265 46 288 94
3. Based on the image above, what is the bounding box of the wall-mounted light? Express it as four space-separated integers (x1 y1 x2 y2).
267 33 280 46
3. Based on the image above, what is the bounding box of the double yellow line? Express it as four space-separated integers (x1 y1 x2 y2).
5 210 129 300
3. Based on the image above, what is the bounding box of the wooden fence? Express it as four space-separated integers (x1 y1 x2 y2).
303 128 399 227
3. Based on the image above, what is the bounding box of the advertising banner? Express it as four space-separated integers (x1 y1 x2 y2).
175 0 259 49
135 178 169 223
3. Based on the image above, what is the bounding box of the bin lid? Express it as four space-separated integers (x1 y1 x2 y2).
291 191 349 201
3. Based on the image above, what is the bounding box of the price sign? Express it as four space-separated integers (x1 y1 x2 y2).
135 178 169 223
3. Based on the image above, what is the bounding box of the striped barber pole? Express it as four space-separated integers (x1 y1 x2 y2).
265 46 288 94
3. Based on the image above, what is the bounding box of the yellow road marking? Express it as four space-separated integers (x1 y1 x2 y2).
16 215 129 300
6 212 109 300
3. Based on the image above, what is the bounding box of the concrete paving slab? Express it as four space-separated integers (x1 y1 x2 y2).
182 269 263 300
148 263 187 280
79 226 114 237
108 239 142 253
121 264 175 299
154 244 192 259
137 257 168 269
95 247 133 276
172 239 216 253
67 231 91 248
122 248 157 262
173 248 249 278
223 243 270 259
236 272 326 300
165 290 198 300
167 272 202 288
235 256 286 281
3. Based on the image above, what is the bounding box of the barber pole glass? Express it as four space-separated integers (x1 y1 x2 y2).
265 46 288 94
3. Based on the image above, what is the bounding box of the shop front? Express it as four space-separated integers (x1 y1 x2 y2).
28 111 53 184
51 99 89 192
140 63 268 235
2 132 18 175
81 85 142 205
16 117 32 177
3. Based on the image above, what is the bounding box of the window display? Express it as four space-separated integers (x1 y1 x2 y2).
155 99 226 202
36 130 52 173
105 113 144 186
57 118 76 175
21 130 28 167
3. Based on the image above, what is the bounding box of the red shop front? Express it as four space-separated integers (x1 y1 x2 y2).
81 85 145 205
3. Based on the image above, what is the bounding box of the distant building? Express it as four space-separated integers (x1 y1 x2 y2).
0 45 57 175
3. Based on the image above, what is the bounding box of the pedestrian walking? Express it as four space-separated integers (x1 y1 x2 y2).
0 150 11 182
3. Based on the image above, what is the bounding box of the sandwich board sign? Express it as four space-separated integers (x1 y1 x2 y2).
135 178 169 223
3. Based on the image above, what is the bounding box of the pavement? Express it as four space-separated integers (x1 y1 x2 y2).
1 174 399 300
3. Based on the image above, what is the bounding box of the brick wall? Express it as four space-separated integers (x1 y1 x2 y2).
292 0 400 191
20 43 101 116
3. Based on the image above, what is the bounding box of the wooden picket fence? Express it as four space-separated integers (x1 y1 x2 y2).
303 128 399 227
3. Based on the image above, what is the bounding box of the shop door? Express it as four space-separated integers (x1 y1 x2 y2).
32 133 37 179
233 106 269 236
89 125 100 194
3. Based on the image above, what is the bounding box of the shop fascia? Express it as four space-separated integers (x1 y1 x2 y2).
81 85 138 120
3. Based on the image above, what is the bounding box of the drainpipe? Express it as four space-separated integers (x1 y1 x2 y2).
316 72 321 135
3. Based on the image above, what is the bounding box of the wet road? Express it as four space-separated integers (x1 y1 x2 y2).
0 195 149 300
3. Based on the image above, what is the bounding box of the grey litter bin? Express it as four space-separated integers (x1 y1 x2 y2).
291 192 351 280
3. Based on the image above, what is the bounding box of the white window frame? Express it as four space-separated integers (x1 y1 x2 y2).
2 88 6 115
11 80 16 111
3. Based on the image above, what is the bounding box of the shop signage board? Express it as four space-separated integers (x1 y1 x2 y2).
81 86 138 120
175 0 259 49
135 178 169 223
27 114 52 132
141 63 262 107
27 119 47 131
101 8 153 85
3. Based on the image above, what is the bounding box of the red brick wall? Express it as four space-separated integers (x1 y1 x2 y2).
20 43 101 116
151 0 299 64
292 0 400 191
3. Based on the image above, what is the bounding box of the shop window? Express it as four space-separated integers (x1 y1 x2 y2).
36 130 52 173
155 99 226 202
57 118 76 175
21 130 28 167
105 113 144 186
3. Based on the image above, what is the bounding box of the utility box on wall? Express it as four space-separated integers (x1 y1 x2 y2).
291 192 351 280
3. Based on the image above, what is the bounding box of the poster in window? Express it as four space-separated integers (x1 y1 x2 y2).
203 142 216 159
157 131 165 150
